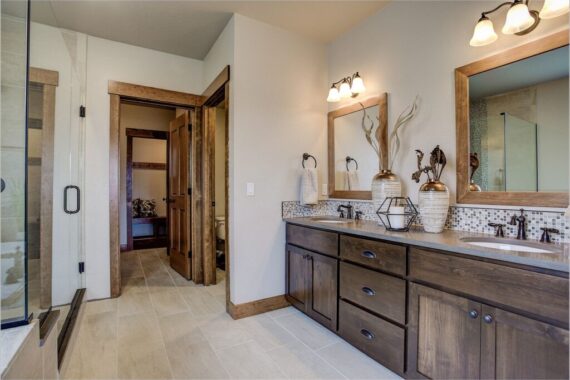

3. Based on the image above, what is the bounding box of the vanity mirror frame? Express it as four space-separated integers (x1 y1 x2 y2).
455 30 569 208
328 94 388 200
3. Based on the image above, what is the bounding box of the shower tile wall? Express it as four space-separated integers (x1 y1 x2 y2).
282 200 569 243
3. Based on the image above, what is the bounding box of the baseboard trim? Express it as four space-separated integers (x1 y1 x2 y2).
120 244 128 252
228 295 290 320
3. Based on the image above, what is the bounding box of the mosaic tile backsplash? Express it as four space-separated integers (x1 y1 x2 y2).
282 200 569 243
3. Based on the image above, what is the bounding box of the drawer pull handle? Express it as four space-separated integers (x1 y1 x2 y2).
361 287 376 296
361 250 376 259
360 329 375 340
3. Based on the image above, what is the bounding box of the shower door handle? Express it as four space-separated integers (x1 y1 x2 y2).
64 185 81 214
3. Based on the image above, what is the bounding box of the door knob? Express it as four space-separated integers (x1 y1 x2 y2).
468 309 479 319
483 314 493 324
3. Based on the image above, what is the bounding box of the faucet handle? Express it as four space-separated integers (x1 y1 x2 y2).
540 227 559 243
488 222 505 237
355 211 363 220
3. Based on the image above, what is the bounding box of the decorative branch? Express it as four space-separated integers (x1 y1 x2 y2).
388 96 420 171
411 145 447 183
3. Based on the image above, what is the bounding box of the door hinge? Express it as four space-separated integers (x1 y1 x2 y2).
212 201 215 207
188 250 192 258
79 106 86 118
78 262 85 273
188 188 192 195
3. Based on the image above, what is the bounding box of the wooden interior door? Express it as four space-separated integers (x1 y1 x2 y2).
481 305 569 379
408 283 482 379
168 110 191 279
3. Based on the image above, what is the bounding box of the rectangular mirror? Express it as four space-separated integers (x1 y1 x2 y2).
456 31 569 207
328 95 387 199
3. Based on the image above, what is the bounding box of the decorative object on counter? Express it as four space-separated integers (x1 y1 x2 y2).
132 198 158 218
327 72 365 102
469 0 568 47
412 146 450 233
370 96 420 209
469 153 482 192
345 156 360 191
376 197 418 232
300 153 319 205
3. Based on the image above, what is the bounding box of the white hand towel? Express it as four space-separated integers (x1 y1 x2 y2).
300 168 319 205
345 170 360 191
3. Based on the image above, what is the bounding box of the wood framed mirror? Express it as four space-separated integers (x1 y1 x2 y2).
455 31 569 208
328 94 388 200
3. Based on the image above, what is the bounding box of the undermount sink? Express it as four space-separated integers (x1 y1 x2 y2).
310 217 352 224
460 237 558 254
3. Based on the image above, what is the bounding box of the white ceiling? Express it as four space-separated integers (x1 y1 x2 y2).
29 1 389 60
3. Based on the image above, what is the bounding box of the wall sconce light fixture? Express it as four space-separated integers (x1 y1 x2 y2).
470 0 569 47
327 72 365 102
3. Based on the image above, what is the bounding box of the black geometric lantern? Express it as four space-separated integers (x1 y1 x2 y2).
376 197 418 232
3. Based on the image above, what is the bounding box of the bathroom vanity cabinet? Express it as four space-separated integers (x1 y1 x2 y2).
284 222 569 379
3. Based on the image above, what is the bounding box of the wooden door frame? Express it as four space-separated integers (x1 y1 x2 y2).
29 67 59 309
201 66 230 291
108 81 202 297
125 128 169 251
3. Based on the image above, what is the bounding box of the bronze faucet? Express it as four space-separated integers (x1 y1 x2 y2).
337 204 353 219
509 209 527 240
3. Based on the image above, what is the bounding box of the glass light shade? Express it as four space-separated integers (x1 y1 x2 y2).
470 18 498 46
350 76 366 94
327 87 340 102
339 82 352 98
540 0 569 19
502 3 535 34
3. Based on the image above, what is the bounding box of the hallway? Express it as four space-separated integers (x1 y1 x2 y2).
63 249 399 379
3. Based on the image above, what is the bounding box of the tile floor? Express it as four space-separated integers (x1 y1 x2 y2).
63 248 401 379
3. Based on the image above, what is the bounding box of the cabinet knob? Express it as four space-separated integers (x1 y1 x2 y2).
361 287 376 296
361 250 377 259
483 314 493 324
360 329 375 340
468 309 479 319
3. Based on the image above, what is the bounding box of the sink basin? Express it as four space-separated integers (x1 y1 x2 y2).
460 237 558 254
310 217 352 224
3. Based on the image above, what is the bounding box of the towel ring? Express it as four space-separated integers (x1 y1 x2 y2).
346 156 358 171
302 153 317 169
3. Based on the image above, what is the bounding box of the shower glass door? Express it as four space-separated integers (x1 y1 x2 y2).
503 112 538 192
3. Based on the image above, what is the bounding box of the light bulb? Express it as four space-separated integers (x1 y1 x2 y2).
350 75 366 94
502 2 535 34
470 17 498 46
338 81 352 98
540 0 569 19
327 86 340 102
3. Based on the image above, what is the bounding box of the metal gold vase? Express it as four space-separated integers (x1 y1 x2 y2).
418 180 449 233
371 170 402 210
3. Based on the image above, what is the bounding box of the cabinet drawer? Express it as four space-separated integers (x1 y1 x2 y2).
340 235 406 276
409 247 569 326
340 262 405 324
339 300 405 375
286 224 338 256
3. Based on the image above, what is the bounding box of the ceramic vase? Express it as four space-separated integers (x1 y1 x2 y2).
418 180 449 233
371 170 402 211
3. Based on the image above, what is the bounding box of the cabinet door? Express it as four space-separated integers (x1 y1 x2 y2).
307 251 338 331
286 244 309 311
481 305 569 379
408 283 481 379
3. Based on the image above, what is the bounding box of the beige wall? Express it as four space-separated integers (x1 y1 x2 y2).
119 103 174 245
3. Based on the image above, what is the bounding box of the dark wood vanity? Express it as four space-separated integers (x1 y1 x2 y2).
285 221 569 379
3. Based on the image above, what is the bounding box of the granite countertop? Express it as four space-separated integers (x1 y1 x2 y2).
284 217 570 273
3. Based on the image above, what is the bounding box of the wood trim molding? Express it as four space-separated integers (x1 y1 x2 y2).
30 67 59 86
109 94 121 298
125 128 168 139
328 94 388 200
455 31 569 208
108 80 202 107
228 295 290 320
202 65 230 101
132 162 167 170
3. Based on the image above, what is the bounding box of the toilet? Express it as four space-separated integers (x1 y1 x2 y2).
215 216 226 241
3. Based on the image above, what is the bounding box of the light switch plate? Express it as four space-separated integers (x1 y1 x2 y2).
322 184 328 196
246 182 255 196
